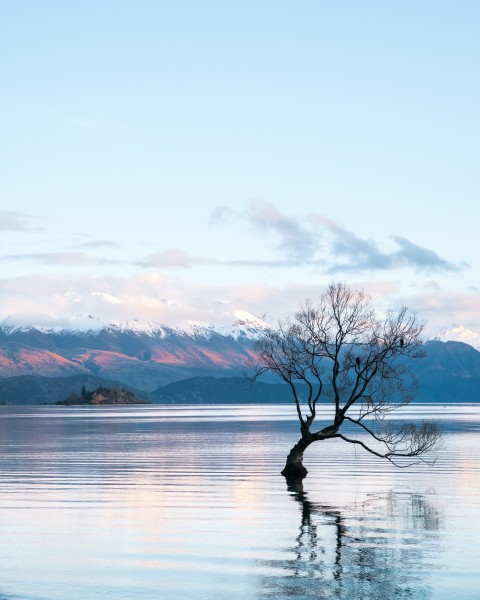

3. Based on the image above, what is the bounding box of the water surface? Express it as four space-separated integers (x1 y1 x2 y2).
0 404 479 599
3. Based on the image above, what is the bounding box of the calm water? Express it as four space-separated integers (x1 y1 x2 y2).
0 404 479 599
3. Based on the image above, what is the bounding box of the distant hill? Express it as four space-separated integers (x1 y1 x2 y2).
0 323 258 391
150 377 310 404
0 374 147 405
412 340 480 402
0 324 478 404
149 340 480 404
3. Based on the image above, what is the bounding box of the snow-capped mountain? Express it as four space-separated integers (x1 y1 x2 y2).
1 309 271 340
1 313 480 405
0 310 271 392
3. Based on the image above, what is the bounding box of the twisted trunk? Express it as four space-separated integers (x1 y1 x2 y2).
281 434 314 482
281 423 340 482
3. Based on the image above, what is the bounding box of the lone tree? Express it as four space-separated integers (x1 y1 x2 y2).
252 282 442 482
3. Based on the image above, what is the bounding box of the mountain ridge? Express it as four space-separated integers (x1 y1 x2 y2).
0 324 478 403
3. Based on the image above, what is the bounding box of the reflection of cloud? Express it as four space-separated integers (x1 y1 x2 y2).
0 210 43 232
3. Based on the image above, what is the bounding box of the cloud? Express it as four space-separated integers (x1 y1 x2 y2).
310 214 463 274
0 211 43 232
208 201 462 275
394 289 480 339
390 236 466 272
0 273 478 342
439 325 480 346
312 216 390 271
1 251 120 267
0 272 330 330
246 199 318 261
91 291 122 305
137 249 296 269
3 203 461 277
78 240 121 249
137 250 206 269
209 205 236 225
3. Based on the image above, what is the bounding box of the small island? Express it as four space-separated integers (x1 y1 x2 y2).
56 385 148 406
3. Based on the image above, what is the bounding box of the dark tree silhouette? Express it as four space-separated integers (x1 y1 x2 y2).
252 282 443 482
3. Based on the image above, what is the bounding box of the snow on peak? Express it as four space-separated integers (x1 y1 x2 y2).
205 309 272 340
439 325 480 349
103 319 167 337
0 309 272 341
233 309 270 330
157 309 272 341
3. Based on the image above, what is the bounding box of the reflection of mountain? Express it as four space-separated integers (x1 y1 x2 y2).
0 325 479 403
256 485 440 600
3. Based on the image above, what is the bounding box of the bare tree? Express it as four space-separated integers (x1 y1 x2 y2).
252 282 443 482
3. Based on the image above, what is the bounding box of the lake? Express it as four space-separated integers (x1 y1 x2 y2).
0 404 479 599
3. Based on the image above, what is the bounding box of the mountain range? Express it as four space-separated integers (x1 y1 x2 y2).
0 318 478 404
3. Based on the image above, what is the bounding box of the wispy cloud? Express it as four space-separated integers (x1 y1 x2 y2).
137 250 205 269
209 205 235 225
77 240 121 249
0 211 43 232
390 236 466 272
137 249 294 269
312 215 389 270
1 251 120 267
2 203 461 277
310 215 464 273
246 199 318 261
208 201 463 274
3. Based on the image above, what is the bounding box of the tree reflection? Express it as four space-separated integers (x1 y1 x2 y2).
257 483 441 599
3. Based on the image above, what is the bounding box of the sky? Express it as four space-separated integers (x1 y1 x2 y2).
1 1 479 343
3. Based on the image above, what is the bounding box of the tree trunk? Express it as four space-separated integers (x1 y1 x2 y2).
281 435 313 482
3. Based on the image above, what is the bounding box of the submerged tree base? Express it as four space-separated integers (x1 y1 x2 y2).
281 462 308 482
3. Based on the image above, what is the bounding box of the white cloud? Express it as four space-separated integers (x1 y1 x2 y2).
0 211 43 232
0 273 478 343
439 325 480 347
91 291 122 304
1 251 120 267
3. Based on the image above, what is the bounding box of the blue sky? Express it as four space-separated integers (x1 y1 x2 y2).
1 1 479 342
